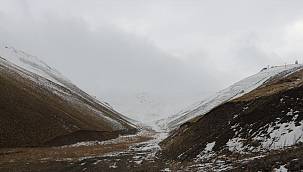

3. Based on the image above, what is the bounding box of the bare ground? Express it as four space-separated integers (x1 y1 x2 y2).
0 128 170 172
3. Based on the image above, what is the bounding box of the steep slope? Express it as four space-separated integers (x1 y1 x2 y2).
0 45 137 148
161 65 303 131
160 65 303 171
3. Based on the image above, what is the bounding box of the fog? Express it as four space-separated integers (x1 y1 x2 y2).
1 0 303 122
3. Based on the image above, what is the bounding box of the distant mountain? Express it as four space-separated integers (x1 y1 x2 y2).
160 65 303 171
0 45 137 148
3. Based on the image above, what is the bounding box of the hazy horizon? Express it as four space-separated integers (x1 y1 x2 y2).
1 0 303 122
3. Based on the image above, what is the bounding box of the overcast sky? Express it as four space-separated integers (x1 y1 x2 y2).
1 0 303 122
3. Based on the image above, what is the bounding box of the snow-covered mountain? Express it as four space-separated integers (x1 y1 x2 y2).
160 64 303 171
160 64 303 131
0 45 116 111
0 45 137 148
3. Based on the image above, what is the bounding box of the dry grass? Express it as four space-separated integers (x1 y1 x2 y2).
233 69 303 102
0 133 153 164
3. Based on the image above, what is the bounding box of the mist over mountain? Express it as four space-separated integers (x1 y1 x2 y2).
1 1 303 171
1 0 303 122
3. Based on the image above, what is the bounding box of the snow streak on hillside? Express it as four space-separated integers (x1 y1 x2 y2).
0 45 69 87
162 64 303 130
0 44 135 131
0 45 118 110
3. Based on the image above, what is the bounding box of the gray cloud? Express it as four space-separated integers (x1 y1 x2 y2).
1 0 303 122
0 15 217 121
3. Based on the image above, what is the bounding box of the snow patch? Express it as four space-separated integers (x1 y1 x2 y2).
226 109 303 153
258 116 303 149
274 165 288 172
195 141 216 161
226 138 245 153
109 162 118 169
205 141 216 152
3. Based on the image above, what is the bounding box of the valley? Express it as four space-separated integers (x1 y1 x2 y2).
0 127 170 172
1 45 303 171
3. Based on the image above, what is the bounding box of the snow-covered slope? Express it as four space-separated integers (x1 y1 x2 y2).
0 44 137 147
160 66 303 171
0 45 135 127
0 45 69 86
0 45 116 110
162 64 303 130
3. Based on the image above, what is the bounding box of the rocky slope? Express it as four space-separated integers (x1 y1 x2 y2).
160 65 303 171
0 45 137 148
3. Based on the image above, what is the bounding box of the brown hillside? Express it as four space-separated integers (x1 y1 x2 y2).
160 68 303 160
0 59 136 148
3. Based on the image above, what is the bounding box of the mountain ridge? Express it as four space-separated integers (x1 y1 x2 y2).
0 45 137 148
158 64 303 131
159 64 303 171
